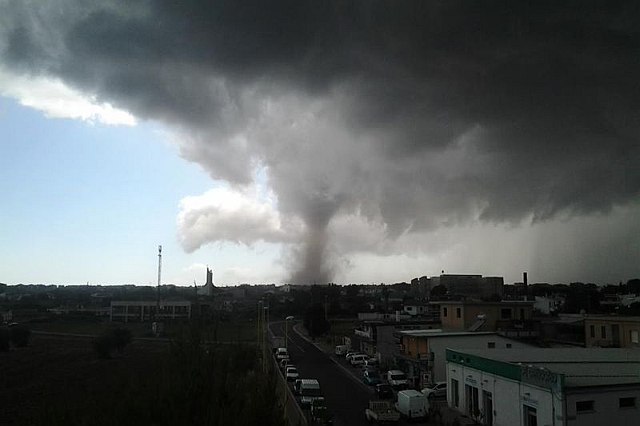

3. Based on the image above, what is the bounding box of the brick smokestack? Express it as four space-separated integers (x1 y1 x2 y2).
523 272 528 286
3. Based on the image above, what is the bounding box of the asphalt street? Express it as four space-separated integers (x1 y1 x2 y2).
269 321 445 426
270 321 374 426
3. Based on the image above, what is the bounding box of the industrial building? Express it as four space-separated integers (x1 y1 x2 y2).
446 348 640 426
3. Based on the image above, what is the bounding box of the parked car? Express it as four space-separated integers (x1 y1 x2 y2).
422 381 447 399
386 370 409 389
280 358 293 371
350 354 368 367
286 366 299 382
275 347 289 361
364 400 400 423
376 383 394 399
363 357 379 369
335 344 349 356
311 397 333 425
363 369 382 386
345 351 361 361
297 379 322 408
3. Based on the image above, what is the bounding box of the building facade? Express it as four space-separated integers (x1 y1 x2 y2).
394 330 531 387
584 316 640 348
446 348 640 426
110 300 191 322
439 301 535 335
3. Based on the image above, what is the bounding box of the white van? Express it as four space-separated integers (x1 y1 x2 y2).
350 354 368 367
395 389 428 419
386 370 409 389
298 379 322 408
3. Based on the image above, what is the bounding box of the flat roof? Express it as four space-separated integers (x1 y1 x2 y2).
450 348 640 389
437 300 534 306
583 315 640 323
399 330 496 338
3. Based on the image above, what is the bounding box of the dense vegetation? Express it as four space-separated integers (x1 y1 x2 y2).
30 325 284 426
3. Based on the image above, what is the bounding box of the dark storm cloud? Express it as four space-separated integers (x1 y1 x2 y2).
2 1 639 283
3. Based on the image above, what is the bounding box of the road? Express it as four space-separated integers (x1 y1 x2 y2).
270 321 373 426
270 322 445 426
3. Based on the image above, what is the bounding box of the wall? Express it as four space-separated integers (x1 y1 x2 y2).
428 335 531 382
565 386 640 426
585 318 640 348
447 362 559 426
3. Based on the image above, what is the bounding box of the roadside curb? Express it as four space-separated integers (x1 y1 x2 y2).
292 324 372 393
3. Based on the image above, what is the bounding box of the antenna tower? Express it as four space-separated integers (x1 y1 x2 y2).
157 245 162 317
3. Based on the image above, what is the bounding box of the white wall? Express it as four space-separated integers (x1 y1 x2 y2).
429 335 531 382
447 362 560 426
565 387 640 426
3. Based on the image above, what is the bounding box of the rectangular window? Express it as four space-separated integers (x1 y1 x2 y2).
456 307 461 318
443 307 448 317
619 397 636 408
520 308 525 320
524 405 537 426
451 379 459 407
506 343 512 348
601 326 607 339
576 400 595 412
501 308 512 319
630 330 639 344
589 325 595 338
487 342 496 348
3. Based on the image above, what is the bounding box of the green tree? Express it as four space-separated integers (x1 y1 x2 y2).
303 303 330 337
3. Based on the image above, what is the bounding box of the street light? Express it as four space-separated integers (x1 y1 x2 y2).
285 315 294 349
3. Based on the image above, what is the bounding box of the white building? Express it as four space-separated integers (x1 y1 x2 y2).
395 330 531 386
446 348 640 426
110 300 191 322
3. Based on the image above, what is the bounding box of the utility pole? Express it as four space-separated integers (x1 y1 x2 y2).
156 245 162 319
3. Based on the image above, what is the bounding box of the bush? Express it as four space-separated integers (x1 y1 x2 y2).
93 327 133 359
10 326 31 347
0 327 10 351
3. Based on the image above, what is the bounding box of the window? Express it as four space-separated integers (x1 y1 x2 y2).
443 307 448 317
506 343 512 348
589 325 595 338
451 379 459 407
520 308 525 320
601 326 607 339
524 405 537 426
487 342 496 348
456 307 461 318
630 330 639 344
576 400 594 413
619 397 636 408
500 308 512 319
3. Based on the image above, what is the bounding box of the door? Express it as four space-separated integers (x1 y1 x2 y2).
482 391 493 426
612 324 621 347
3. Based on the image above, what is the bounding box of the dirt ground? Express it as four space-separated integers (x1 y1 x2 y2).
0 333 169 425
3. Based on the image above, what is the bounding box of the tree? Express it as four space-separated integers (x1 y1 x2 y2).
93 327 133 359
628 279 640 295
430 285 447 298
10 326 31 347
303 303 330 337
0 327 9 351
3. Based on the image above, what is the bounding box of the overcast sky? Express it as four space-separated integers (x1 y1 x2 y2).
1 1 639 286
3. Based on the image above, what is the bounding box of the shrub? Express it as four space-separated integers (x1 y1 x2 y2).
93 327 133 359
10 326 31 347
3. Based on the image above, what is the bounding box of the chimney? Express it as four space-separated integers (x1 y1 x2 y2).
523 272 528 286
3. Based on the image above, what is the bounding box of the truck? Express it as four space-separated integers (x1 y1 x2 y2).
364 400 400 423
395 390 429 420
386 370 409 390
